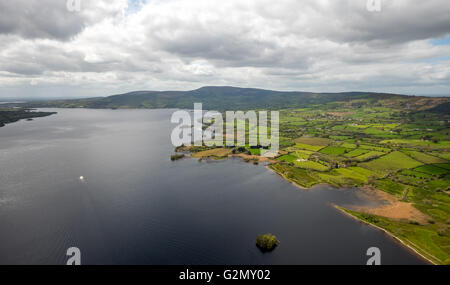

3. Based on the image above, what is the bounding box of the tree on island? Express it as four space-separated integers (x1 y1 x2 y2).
256 233 280 252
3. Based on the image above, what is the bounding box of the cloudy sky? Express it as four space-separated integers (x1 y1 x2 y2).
0 0 449 99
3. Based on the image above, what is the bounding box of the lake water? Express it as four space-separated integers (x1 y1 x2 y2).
0 109 426 264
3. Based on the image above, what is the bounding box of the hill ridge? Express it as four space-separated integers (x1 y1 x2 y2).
17 86 450 112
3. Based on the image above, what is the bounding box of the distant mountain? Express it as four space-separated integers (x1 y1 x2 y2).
18 86 449 111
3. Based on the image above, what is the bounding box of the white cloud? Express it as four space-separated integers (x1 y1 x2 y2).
0 0 450 98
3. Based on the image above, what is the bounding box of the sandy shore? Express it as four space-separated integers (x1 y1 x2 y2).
350 185 429 223
333 205 438 265
265 163 440 264
183 148 440 264
231 153 278 163
266 163 429 223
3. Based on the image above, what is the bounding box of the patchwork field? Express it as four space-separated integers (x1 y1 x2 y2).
277 154 297 163
320 146 348 155
333 167 375 184
191 148 232 158
381 139 450 149
344 148 369 158
294 137 332 146
294 160 329 171
353 151 386 161
414 164 449 176
402 150 447 164
294 142 325 152
178 97 450 264
360 151 423 175
266 103 450 263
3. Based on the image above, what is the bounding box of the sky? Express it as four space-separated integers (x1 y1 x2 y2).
0 0 449 99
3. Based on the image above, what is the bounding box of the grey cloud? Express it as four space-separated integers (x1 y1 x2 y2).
299 0 450 45
0 0 125 40
1 0 450 98
0 0 86 40
141 0 450 70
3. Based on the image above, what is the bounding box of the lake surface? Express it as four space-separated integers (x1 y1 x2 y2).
0 109 426 264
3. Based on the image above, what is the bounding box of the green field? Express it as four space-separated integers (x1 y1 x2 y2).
354 151 385 161
178 93 450 264
340 142 357 149
294 137 332 146
269 164 320 188
361 151 423 175
437 163 450 170
333 167 375 184
403 150 448 164
437 152 450 160
344 148 369 158
294 143 326 152
277 154 297 163
320 146 348 155
269 102 450 263
414 164 449 176
373 179 407 196
359 144 391 152
381 139 450 149
294 160 329 171
293 149 313 159
400 169 434 180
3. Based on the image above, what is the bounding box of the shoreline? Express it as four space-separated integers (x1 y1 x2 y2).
184 151 443 265
266 164 346 191
333 205 438 265
0 109 56 128
265 164 309 190
264 160 441 265
266 162 440 265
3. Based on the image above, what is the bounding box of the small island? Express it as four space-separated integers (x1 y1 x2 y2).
256 233 280 252
170 154 185 161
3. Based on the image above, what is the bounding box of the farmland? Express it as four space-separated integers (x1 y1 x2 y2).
8 86 449 264
360 151 423 175
271 102 450 264
176 96 450 264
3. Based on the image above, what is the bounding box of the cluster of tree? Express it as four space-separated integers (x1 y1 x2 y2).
256 234 280 252
0 108 56 127
170 154 185 161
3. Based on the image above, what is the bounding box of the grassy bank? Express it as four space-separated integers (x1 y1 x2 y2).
336 206 449 265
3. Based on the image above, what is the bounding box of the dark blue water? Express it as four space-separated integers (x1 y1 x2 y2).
0 109 426 264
